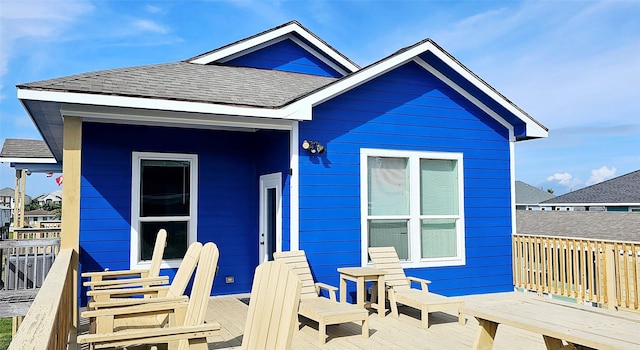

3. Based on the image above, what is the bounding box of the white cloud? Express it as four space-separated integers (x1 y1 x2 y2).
132 19 168 34
0 0 93 95
586 166 617 186
546 172 582 190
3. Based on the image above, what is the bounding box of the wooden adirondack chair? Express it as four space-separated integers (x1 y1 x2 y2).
84 241 203 334
77 242 221 350
273 250 369 344
82 229 169 290
368 246 464 328
87 241 202 308
240 260 302 350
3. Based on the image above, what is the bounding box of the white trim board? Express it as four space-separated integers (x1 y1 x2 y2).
189 22 359 74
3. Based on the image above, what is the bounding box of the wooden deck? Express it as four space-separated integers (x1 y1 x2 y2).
74 291 575 349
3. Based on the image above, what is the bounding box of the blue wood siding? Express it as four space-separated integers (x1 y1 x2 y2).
79 123 290 303
255 130 291 250
226 38 343 78
298 61 513 297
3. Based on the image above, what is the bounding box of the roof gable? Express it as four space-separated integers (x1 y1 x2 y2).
189 21 358 77
224 37 345 78
289 38 548 140
542 170 640 205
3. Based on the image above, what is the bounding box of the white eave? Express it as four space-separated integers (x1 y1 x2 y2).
17 89 312 122
0 157 57 164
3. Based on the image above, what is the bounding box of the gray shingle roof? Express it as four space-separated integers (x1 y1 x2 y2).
516 211 640 242
18 62 337 108
516 181 555 205
541 170 640 204
1 139 54 159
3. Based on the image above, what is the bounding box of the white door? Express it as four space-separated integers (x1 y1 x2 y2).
259 173 282 263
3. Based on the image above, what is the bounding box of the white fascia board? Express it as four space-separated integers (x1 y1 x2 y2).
190 23 359 73
292 40 546 139
424 44 548 138
19 89 312 122
414 58 515 141
288 45 423 110
0 157 57 164
60 108 296 131
213 34 350 77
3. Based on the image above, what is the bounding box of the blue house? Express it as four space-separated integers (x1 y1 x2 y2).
16 21 547 303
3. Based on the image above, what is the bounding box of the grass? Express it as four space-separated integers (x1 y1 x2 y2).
0 318 11 349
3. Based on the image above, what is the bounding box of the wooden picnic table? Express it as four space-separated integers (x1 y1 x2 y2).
461 297 640 350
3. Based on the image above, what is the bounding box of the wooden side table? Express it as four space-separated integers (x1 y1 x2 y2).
337 267 386 318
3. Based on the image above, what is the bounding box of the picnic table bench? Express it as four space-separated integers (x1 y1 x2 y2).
461 297 640 350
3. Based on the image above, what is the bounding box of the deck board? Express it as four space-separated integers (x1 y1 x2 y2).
76 291 630 349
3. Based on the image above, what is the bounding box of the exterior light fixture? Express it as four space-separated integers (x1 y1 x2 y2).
301 140 325 154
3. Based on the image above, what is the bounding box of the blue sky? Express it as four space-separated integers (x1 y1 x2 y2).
1 0 638 196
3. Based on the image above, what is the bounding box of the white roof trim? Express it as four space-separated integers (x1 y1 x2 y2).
212 34 350 77
0 157 57 164
289 40 547 139
189 22 359 73
60 108 296 131
425 44 547 138
19 89 311 121
414 57 515 141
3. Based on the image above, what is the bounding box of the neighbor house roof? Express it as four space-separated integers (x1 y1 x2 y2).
0 139 54 161
0 138 60 173
515 181 555 205
0 188 15 197
541 170 640 206
516 211 640 243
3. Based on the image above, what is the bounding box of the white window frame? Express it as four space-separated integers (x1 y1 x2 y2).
360 148 465 268
131 152 198 269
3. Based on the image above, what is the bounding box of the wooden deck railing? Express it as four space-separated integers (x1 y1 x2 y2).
12 227 61 239
7 248 75 350
513 234 640 312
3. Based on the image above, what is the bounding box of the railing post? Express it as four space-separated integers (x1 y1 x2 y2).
604 243 617 310
61 116 82 348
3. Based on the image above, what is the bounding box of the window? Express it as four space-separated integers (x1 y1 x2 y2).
361 149 465 267
131 152 198 269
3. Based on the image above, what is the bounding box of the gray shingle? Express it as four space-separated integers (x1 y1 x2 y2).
1 139 54 159
516 211 640 242
516 181 555 205
541 170 640 204
17 62 337 108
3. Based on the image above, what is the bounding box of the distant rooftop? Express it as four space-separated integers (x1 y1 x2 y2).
515 181 555 205
0 139 54 159
516 211 640 243
541 170 640 205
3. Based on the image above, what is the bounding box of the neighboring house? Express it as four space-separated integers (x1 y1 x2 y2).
15 21 547 303
0 188 15 209
515 181 556 210
516 210 640 243
541 170 640 212
0 187 32 211
0 138 58 173
23 209 57 228
35 190 63 207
